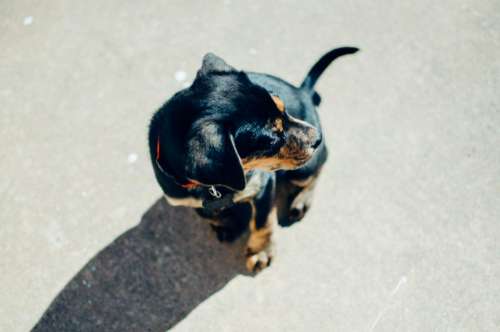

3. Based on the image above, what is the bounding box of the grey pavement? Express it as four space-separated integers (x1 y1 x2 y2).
1 0 500 331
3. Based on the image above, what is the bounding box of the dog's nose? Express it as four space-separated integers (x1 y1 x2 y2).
312 135 322 149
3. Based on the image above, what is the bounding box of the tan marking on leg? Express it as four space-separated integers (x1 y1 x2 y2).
247 216 273 255
245 205 276 272
289 173 320 221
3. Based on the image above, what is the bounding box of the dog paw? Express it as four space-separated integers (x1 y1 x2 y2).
245 247 273 273
287 182 316 223
288 203 310 223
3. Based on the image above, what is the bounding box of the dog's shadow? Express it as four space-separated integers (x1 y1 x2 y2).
33 198 250 332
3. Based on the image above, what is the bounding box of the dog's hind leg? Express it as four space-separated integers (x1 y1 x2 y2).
288 173 319 222
277 169 321 227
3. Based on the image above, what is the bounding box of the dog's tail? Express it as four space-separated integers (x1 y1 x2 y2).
300 47 359 105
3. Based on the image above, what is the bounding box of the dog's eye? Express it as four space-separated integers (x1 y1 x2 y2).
272 118 284 133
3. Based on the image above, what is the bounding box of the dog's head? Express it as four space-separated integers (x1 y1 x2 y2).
176 53 320 191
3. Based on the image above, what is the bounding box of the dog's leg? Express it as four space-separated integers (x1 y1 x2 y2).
287 173 319 222
276 169 322 227
246 205 275 272
199 203 252 243
245 179 275 272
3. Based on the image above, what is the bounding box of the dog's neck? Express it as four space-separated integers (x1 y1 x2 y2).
155 136 200 189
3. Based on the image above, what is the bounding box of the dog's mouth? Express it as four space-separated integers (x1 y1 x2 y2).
293 148 316 161
276 140 317 166
242 147 315 172
278 149 315 168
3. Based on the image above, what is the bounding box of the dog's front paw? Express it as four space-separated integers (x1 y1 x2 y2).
287 178 317 223
245 245 273 273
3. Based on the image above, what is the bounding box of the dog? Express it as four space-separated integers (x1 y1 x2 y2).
148 47 358 272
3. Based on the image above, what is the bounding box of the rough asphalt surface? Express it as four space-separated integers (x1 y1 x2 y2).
1 1 499 331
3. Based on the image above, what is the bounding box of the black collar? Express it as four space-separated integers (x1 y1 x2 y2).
155 136 235 214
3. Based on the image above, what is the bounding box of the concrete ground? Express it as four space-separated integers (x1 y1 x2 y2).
1 0 499 331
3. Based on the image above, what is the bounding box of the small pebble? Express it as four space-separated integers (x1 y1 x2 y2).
175 70 187 82
128 153 138 163
23 16 33 25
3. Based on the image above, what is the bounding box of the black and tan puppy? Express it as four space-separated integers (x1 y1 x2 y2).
148 47 358 272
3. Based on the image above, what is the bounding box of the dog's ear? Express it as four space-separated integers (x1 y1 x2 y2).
185 121 245 191
198 53 236 75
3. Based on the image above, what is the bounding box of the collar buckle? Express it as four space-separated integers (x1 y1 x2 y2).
208 186 222 198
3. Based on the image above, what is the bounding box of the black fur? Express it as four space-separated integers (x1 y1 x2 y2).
148 47 359 241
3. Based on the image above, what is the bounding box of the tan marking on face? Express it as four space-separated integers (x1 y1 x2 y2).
242 156 299 172
288 116 319 142
277 143 313 164
272 117 284 133
271 95 285 113
241 141 312 172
